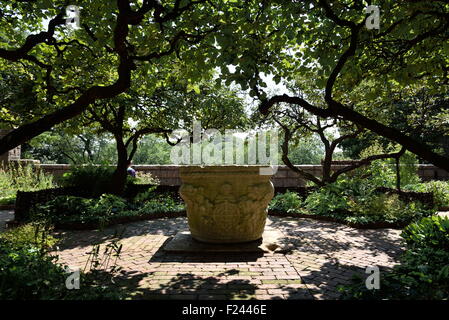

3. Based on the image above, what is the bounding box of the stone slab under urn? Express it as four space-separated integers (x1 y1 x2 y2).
163 229 292 253
178 165 276 244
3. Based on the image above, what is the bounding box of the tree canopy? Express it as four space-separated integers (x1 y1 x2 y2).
216 0 449 169
0 0 222 152
1 0 448 172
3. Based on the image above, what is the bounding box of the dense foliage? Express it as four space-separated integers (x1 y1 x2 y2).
0 164 55 205
304 182 433 225
269 191 304 214
61 165 126 196
22 130 114 165
25 131 328 166
0 223 123 299
1 1 448 173
269 165 438 226
404 181 449 209
32 191 184 228
60 165 158 195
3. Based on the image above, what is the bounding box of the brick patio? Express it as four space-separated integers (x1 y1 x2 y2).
0 210 13 232
48 216 404 300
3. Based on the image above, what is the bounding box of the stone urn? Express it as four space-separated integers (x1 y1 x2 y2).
179 166 275 243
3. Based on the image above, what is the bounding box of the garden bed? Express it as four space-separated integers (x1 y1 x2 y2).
52 210 187 230
52 210 414 231
34 209 409 231
268 210 412 229
10 182 441 231
269 183 437 228
14 184 173 223
374 186 434 207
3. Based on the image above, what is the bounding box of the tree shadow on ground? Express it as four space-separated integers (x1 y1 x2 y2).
268 218 354 255
149 250 265 263
67 260 380 300
111 268 313 300
342 228 404 259
52 215 403 300
54 217 188 250
296 258 394 300
114 269 259 300
269 217 404 260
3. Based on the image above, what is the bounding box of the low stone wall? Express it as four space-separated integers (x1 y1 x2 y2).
38 164 72 178
417 164 449 181
37 164 449 188
13 184 178 223
0 129 21 165
14 186 92 222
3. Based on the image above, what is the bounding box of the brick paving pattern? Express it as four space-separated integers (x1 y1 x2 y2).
50 216 404 300
0 210 14 232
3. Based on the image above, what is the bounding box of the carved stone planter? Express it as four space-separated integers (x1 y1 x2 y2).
179 166 275 243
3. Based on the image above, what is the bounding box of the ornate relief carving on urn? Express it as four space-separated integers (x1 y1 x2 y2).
179 166 275 243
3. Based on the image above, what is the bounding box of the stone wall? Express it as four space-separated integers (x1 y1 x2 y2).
38 164 71 178
0 129 21 164
38 163 449 187
417 164 449 181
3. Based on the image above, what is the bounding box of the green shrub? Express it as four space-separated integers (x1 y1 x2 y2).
349 193 432 224
32 191 184 227
90 194 129 217
304 182 352 216
32 194 129 226
0 224 123 300
0 164 55 203
286 176 435 225
269 191 303 213
137 194 185 215
396 152 421 187
61 165 148 196
0 241 68 299
302 176 374 218
134 172 159 185
357 145 420 189
0 222 58 251
132 189 184 215
0 195 15 205
61 165 117 196
132 187 157 203
0 241 124 300
401 216 449 251
32 195 92 224
404 180 449 209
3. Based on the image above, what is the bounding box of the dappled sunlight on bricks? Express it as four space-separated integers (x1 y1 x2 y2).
51 216 403 300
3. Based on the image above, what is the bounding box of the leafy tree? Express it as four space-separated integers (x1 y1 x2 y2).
22 129 115 164
285 135 324 165
132 135 172 165
210 0 449 171
2 0 448 176
0 68 41 129
256 73 406 186
269 105 405 186
340 90 449 160
0 0 222 154
82 76 249 194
